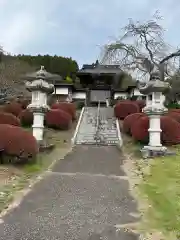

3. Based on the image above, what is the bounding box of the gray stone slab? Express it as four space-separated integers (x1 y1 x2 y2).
74 107 120 145
52 146 125 176
0 174 139 240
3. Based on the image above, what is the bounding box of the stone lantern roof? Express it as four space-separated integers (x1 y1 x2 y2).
25 66 55 94
138 69 170 95
23 66 62 83
26 79 54 94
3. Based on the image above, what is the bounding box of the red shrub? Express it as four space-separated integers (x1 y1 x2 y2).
135 100 146 111
0 124 38 162
169 109 180 114
51 102 76 120
114 101 140 120
161 116 180 145
131 115 180 145
14 97 30 109
18 99 30 109
123 113 145 135
0 112 20 126
131 116 149 143
4 102 23 117
19 109 33 126
166 111 180 123
45 109 72 130
0 105 4 112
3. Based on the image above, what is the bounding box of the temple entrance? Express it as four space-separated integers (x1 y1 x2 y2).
90 90 111 103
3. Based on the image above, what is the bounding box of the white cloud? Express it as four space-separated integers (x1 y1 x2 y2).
0 0 179 65
0 0 59 54
0 12 35 53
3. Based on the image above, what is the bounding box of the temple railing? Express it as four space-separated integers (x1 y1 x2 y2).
94 101 101 143
96 101 101 132
71 107 85 145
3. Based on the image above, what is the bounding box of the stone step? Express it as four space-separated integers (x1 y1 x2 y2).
77 136 96 139
76 134 95 138
77 132 96 135
74 106 120 145
76 141 119 146
101 135 118 138
76 136 95 140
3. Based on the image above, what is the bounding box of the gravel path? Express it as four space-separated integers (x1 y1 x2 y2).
0 146 140 240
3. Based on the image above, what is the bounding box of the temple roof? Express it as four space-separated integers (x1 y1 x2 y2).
77 61 122 75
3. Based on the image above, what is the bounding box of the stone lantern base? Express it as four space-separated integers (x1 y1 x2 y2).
27 105 49 142
141 145 169 158
140 106 175 158
32 112 45 142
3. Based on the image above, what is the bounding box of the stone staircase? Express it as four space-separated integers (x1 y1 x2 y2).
75 107 97 144
96 107 119 145
74 106 121 146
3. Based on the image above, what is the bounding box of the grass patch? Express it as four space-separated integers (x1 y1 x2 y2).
122 130 180 239
22 162 42 174
140 147 180 238
0 149 65 212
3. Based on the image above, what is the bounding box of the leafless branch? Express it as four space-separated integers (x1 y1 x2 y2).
160 50 180 64
100 12 180 80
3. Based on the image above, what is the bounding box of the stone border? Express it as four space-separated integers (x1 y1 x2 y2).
116 119 123 148
71 107 85 145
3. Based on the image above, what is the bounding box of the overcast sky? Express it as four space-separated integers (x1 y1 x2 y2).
0 0 179 67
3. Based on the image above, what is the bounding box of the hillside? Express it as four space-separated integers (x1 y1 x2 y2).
0 55 36 99
0 54 79 100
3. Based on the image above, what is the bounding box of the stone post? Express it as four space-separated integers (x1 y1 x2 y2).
66 91 72 102
25 66 57 142
138 70 170 157
106 98 109 107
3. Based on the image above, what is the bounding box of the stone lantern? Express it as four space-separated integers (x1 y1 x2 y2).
24 66 60 142
138 69 170 157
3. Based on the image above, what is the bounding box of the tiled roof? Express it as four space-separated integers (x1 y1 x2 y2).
77 64 122 75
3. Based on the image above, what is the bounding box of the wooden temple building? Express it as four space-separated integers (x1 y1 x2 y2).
52 61 145 105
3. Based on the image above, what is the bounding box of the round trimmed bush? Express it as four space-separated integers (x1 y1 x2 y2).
114 101 140 120
45 109 72 130
131 116 149 143
135 100 146 111
14 97 30 109
169 109 180 114
4 102 23 117
19 109 33 126
161 117 180 145
0 105 4 112
18 99 30 109
131 115 180 145
51 102 76 120
166 111 180 123
0 112 20 126
0 124 38 163
123 113 145 135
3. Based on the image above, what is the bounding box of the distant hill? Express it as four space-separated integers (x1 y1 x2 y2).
0 54 79 100
0 55 36 99
16 54 79 77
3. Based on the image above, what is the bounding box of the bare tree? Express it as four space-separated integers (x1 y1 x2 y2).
0 45 4 63
100 12 180 81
